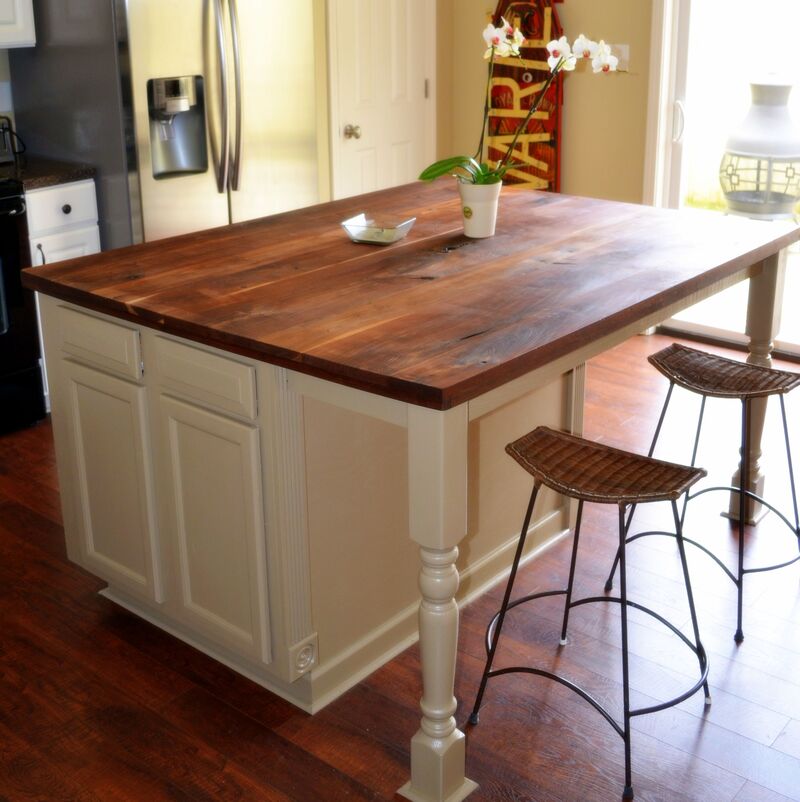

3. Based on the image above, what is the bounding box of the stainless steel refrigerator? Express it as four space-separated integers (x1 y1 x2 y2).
10 0 327 249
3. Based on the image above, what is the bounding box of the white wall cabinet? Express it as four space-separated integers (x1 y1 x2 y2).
0 0 36 47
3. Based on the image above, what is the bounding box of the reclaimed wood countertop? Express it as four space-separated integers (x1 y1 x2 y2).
22 182 800 410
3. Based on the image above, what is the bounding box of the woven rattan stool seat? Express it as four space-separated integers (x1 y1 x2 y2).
649 343 800 399
506 426 706 505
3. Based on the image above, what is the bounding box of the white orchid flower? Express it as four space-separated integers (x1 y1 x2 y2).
511 25 525 55
546 36 576 72
499 16 525 52
592 40 618 73
572 34 598 60
483 23 512 59
420 25 614 186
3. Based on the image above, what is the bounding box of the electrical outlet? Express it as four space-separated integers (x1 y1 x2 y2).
610 43 630 72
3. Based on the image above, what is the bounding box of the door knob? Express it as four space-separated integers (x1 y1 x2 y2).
343 124 362 140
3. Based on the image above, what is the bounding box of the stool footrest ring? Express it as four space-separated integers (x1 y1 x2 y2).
481 591 710 731
622 529 739 585
688 485 800 537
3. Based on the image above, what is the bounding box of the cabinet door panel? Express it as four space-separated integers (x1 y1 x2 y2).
160 395 271 663
30 226 101 267
63 360 163 601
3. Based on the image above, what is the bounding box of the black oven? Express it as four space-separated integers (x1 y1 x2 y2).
0 177 46 434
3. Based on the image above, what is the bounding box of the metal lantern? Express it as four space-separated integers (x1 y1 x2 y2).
719 81 800 219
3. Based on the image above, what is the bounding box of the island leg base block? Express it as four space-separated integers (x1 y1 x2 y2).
724 470 767 525
398 729 478 802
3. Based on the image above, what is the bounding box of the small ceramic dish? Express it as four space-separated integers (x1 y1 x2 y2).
340 213 416 245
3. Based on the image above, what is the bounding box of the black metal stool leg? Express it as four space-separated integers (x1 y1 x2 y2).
735 399 750 644
671 500 712 704
779 395 800 539
604 504 632 593
470 482 541 725
560 500 584 645
680 394 707 528
617 504 634 800
605 383 676 593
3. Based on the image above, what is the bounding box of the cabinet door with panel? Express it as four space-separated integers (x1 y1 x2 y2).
60 359 164 603
158 394 272 664
30 226 101 267
0 0 35 46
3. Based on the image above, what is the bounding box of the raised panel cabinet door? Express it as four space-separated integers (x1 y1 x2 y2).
0 0 35 47
159 395 272 664
30 226 101 266
61 360 163 602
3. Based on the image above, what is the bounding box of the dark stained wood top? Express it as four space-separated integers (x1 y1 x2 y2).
21 182 800 410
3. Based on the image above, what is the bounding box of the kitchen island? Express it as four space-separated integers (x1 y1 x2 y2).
23 181 798 802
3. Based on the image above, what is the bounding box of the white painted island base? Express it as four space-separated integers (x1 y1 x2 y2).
38 294 578 718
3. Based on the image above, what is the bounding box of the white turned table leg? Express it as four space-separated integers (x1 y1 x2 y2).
399 405 478 802
728 250 787 522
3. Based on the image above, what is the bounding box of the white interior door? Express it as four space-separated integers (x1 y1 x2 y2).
328 0 436 200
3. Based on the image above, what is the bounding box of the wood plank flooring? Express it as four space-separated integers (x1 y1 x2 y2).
1 333 799 801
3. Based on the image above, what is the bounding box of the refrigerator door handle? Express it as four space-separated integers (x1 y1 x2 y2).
213 0 230 194
228 0 243 191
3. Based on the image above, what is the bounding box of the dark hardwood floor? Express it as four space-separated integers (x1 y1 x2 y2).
1 333 799 801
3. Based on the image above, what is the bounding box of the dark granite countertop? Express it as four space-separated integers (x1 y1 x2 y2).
0 155 95 190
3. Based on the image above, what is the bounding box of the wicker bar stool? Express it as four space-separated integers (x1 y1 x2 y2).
604 343 800 643
469 426 711 800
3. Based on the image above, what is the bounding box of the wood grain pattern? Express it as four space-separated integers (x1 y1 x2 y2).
21 183 800 409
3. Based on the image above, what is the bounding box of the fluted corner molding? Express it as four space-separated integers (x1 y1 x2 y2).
260 364 316 677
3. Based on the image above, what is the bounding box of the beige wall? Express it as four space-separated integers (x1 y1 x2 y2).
437 0 653 203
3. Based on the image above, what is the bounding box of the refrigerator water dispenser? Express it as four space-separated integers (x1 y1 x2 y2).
147 76 208 179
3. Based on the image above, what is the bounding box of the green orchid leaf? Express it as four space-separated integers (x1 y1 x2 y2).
419 155 506 185
419 156 475 181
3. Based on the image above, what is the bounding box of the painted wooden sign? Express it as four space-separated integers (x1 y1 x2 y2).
488 0 564 191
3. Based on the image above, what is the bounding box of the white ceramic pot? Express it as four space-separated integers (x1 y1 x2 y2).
457 181 502 238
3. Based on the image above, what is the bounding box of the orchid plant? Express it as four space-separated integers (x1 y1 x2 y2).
419 21 618 185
